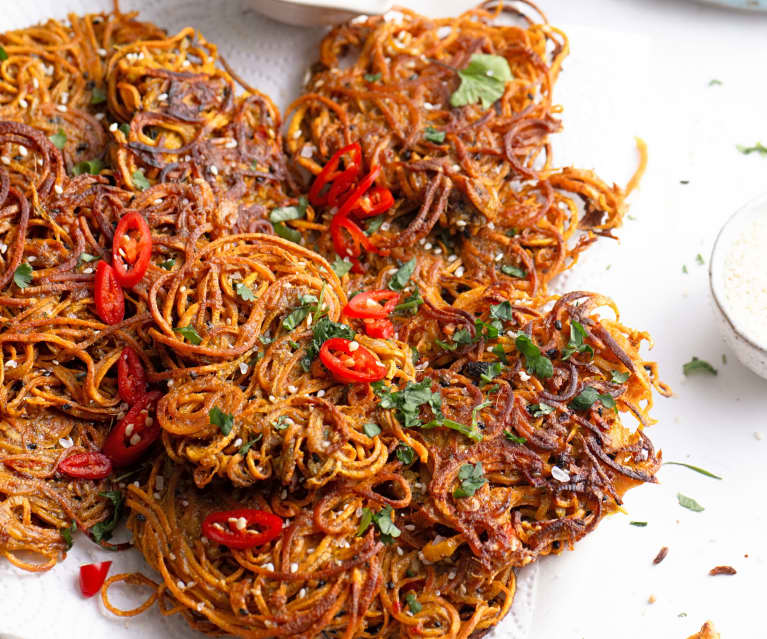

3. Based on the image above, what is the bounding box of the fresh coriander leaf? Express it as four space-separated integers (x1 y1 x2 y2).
682 264 688 274
61 521 77 550
91 490 123 542
504 430 526 444
174 325 202 345
515 334 553 379
610 370 630 384
471 400 491 430
301 316 355 371
450 53 513 109
569 386 616 412
396 444 415 465
737 142 767 156
131 169 150 190
677 493 704 512
49 129 67 149
363 422 381 438
435 339 457 351
269 196 308 224
72 159 104 176
356 508 373 536
13 263 33 289
452 328 474 345
453 462 486 498
239 434 262 455
371 505 400 543
259 336 273 347
283 305 311 331
364 215 385 235
273 416 290 431
364 72 381 83
160 257 176 270
682 357 717 376
393 286 423 315
695 253 704 265
480 361 503 385
388 258 416 291
331 258 353 278
424 126 445 144
235 282 256 302
422 417 483 442
288 340 300 350
0 46 7 62
209 407 234 435
489 345 507 365
664 461 722 480
678 612 688 618
405 592 422 614
630 521 648 527
562 320 594 361
119 123 130 136
91 86 107 104
79 252 98 264
273 221 301 243
500 264 526 278
489 301 514 322
527 402 554 418
708 79 722 86
475 318 503 340
376 378 443 428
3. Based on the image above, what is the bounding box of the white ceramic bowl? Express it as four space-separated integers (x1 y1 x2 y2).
710 192 767 379
246 0 392 26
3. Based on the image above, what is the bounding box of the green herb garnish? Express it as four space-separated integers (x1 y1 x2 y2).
160 257 176 270
453 462 486 498
269 196 308 224
273 222 301 243
677 493 704 512
562 320 594 361
61 521 77 550
239 435 262 455
301 316 355 371
610 370 630 384
364 72 382 83
174 325 202 345
664 461 722 480
630 521 648 527
515 334 553 379
72 159 104 176
49 129 67 149
371 505 400 544
405 592 422 614
131 169 150 191
569 386 616 412
90 86 107 104
500 264 526 278
13 263 33 289
393 285 423 315
527 402 554 418
424 126 445 144
504 431 526 444
235 282 256 302
363 422 381 438
450 53 513 109
331 258 353 278
388 258 416 291
396 444 415 465
0 46 8 62
209 407 234 435
737 142 767 156
682 357 717 376
91 491 123 542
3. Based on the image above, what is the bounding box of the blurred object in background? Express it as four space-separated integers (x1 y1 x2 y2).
247 0 392 25
695 0 767 11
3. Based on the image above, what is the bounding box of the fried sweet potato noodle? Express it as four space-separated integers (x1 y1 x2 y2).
0 2 667 638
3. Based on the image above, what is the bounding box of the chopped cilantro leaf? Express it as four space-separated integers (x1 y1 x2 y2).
388 258 416 291
174 325 202 345
13 263 33 289
424 126 445 144
450 53 513 110
453 462 486 498
209 407 234 435
682 357 717 376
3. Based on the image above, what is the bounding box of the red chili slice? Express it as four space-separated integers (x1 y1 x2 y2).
202 508 283 549
117 346 147 405
319 337 387 384
79 561 112 597
58 452 112 480
364 318 395 339
353 185 394 218
344 290 400 319
326 165 360 208
94 261 124 325
112 211 152 288
308 142 362 207
335 166 381 219
102 390 162 467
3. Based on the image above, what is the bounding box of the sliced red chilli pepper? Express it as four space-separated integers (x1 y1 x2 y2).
319 337 387 384
94 261 124 325
102 390 162 467
363 318 395 339
326 165 360 208
112 211 152 288
335 165 381 219
202 508 283 549
353 185 394 218
58 452 112 480
117 346 147 405
309 142 362 207
344 290 400 320
80 561 112 597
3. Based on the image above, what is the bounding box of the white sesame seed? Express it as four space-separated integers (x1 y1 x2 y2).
60 92 69 105
233 438 243 448
290 562 299 573
456 219 467 228
424 242 433 250
299 588 306 598
157 93 168 102
264 562 274 571
169 552 176 560
434 248 442 255
316 389 326 398
97 48 107 57
225 139 238 149
348 341 359 352
518 370 531 382
54 185 63 195
176 580 185 590
448 571 456 579
381 222 391 231
196 602 204 612
287 384 298 394
56 104 67 112
179 286 186 292
209 165 218 176
129 433 141 446
83 267 93 274
1 157 9 166
235 517 247 530
0 243 7 253
239 362 248 374
58 437 74 448
109 122 118 132
551 466 570 482
18 146 28 157
268 395 277 402
447 254 458 262
396 547 404 556
145 416 153 427
455 267 465 277
19 98 28 109
32 78 39 89
488 222 496 230
494 253 504 262
125 423 134 437
5 359 17 369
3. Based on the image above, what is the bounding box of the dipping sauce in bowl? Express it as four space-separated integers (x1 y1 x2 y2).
710 193 767 379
